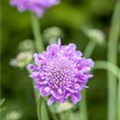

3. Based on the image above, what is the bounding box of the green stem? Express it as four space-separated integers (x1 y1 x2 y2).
79 41 96 120
118 72 120 120
94 60 120 120
48 105 59 120
37 96 43 120
94 61 120 120
94 61 119 78
31 80 39 101
80 90 88 120
84 41 96 58
51 113 59 120
31 13 44 52
60 112 68 120
30 12 44 99
30 13 45 120
107 1 120 120
42 100 50 120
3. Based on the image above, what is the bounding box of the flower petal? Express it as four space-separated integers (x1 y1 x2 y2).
40 86 51 97
71 93 82 104
27 64 38 71
47 97 55 106
51 90 63 100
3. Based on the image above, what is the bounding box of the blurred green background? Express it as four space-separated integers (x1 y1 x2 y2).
1 0 120 120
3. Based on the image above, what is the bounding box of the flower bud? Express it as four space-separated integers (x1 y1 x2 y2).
10 52 32 68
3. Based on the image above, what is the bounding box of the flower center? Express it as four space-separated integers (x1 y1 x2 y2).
42 56 75 88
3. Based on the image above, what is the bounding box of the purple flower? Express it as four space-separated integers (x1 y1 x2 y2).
10 0 60 17
27 39 94 105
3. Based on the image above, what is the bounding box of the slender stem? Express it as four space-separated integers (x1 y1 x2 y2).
37 96 43 120
60 112 68 120
118 72 120 120
79 41 96 120
107 1 120 120
80 90 88 120
94 61 120 120
48 104 59 120
51 113 59 120
42 100 50 120
31 13 44 52
30 13 44 99
30 79 39 101
84 41 96 58
94 61 119 78
30 13 45 120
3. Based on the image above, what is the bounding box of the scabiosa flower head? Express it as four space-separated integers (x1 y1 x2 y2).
27 39 94 105
10 0 60 17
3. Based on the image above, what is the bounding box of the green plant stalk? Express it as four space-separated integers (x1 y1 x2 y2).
84 41 96 58
30 80 39 101
80 90 87 120
30 13 46 120
31 13 44 52
107 1 120 120
30 13 44 99
79 41 96 120
60 111 73 120
94 61 120 120
42 100 50 120
51 113 59 120
31 13 44 100
31 13 60 120
118 72 120 120
94 61 119 78
48 103 59 120
37 95 43 120
60 112 67 120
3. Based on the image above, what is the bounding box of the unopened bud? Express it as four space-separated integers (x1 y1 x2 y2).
43 26 63 43
10 52 32 68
